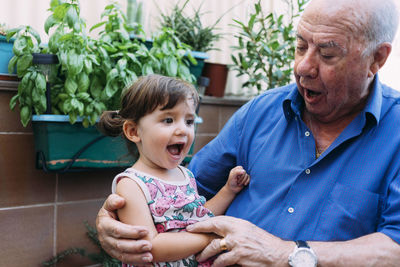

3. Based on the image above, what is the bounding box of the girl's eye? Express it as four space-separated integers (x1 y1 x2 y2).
163 118 173 124
186 119 195 126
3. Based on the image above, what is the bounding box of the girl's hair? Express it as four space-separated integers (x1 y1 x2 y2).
98 74 199 157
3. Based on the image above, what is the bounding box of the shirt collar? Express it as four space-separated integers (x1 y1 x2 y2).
282 76 382 125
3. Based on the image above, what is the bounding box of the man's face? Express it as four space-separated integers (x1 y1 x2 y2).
294 2 374 123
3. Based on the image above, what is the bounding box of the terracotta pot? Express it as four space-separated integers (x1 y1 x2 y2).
202 62 228 97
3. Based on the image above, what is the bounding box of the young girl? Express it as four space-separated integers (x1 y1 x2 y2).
99 74 250 266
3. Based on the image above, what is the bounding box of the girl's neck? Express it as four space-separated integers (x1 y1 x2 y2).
132 159 185 182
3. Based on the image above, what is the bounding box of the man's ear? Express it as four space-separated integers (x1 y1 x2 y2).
368 42 392 77
123 120 140 143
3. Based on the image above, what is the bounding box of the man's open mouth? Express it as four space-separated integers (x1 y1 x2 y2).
306 88 322 98
167 143 184 156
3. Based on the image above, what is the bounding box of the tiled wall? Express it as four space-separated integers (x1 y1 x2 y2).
0 79 247 267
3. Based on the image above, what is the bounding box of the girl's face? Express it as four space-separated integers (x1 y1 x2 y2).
127 97 196 171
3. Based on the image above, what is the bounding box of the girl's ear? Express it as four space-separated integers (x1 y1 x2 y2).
123 120 140 143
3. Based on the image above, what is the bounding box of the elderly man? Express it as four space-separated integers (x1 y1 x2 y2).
96 0 400 266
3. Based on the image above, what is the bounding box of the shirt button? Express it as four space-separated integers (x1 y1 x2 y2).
305 169 311 174
288 207 295 213
305 131 310 137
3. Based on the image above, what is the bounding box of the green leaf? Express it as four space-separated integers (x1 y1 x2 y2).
6 29 18 41
142 63 154 75
65 77 78 95
77 92 91 102
186 52 197 65
82 118 90 128
16 54 33 77
83 58 93 73
77 73 90 92
35 73 47 93
13 37 27 56
8 56 18 74
53 3 68 21
117 58 127 71
44 15 57 34
89 76 103 99
48 32 61 53
106 68 119 81
9 94 19 111
62 98 72 113
27 26 41 45
248 14 256 31
19 71 31 94
166 57 178 77
50 0 60 10
20 105 31 127
69 111 78 124
178 64 191 81
104 82 113 98
67 50 84 76
89 21 106 32
71 98 84 115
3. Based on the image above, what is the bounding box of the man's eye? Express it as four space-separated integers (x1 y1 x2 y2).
321 55 334 60
163 118 173 123
296 46 307 53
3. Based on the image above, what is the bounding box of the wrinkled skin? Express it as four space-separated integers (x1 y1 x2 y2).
96 194 153 265
186 216 294 267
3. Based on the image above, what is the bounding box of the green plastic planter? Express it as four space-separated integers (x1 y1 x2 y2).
32 115 135 172
189 51 208 82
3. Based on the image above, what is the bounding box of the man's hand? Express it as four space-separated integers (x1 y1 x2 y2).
187 216 293 267
96 194 154 265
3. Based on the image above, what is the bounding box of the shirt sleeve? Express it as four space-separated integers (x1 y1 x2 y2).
189 100 252 199
378 172 400 244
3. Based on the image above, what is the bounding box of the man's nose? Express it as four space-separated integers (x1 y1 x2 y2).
295 50 318 79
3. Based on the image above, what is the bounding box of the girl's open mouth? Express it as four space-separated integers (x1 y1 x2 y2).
167 143 184 156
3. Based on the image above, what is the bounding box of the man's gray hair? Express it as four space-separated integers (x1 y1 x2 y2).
364 0 399 53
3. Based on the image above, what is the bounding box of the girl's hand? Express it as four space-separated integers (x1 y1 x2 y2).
226 166 250 194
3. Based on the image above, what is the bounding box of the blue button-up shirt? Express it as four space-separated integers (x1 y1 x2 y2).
189 77 400 243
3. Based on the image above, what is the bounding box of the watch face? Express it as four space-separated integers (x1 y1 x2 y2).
291 248 317 267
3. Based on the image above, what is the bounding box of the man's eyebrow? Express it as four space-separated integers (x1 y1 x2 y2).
318 41 342 49
296 34 305 41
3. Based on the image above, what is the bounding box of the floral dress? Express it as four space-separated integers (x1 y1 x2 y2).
112 166 215 267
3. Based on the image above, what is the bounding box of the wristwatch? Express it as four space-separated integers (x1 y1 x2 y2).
288 240 318 267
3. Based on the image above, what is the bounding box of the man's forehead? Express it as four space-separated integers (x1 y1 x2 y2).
296 23 350 49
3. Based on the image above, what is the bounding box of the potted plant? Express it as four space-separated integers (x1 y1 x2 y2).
230 0 309 95
6 0 198 172
158 0 230 84
159 0 242 97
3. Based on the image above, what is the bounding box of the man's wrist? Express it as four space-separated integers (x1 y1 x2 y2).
288 240 318 267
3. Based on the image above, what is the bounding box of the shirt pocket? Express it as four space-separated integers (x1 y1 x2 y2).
313 182 381 241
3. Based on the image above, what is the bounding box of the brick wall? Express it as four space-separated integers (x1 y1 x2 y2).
0 79 247 267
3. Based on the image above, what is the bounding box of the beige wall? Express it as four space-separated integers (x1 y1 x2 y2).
1 0 400 93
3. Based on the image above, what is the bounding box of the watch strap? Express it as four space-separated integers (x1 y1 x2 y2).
295 240 310 248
